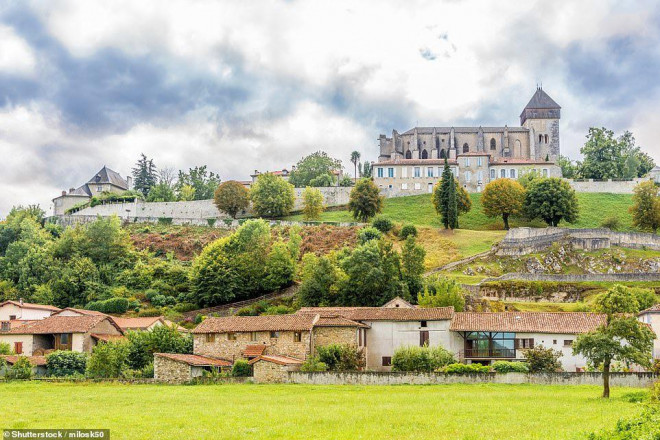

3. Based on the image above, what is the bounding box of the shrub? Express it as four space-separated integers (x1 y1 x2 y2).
250 173 295 218
400 224 417 239
125 325 193 370
587 405 660 439
522 346 563 373
491 361 529 374
262 305 294 315
150 294 175 308
300 356 328 372
158 217 173 225
86 297 129 314
392 345 456 373
316 344 365 371
86 341 130 378
302 187 324 221
5 356 33 380
46 351 87 376
138 307 163 317
418 275 465 311
442 363 491 374
650 359 660 375
357 227 382 244
231 359 252 377
600 216 621 231
372 216 394 233
0 342 11 355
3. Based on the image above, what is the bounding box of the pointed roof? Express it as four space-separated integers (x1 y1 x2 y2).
523 87 561 110
86 166 129 189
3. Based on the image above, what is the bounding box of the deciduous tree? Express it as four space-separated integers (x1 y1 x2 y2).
348 178 383 222
289 151 342 187
213 180 250 219
481 179 526 230
630 180 660 233
417 275 465 311
524 177 579 227
302 187 324 221
250 173 295 218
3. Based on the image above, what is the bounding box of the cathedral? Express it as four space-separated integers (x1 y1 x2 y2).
373 87 562 193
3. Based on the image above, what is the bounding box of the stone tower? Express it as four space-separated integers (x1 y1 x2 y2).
520 87 561 161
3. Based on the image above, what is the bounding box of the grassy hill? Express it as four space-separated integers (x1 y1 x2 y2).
286 192 635 231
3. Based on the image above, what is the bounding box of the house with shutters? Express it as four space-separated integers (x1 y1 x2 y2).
639 304 660 359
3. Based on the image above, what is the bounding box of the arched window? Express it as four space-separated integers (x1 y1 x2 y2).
544 134 549 143
421 149 428 159
490 138 496 150
539 134 543 143
463 143 469 153
405 150 412 159
439 149 446 159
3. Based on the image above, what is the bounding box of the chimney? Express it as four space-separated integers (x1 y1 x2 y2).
69 188 75 194
19 298 23 306
62 190 67 196
126 176 133 189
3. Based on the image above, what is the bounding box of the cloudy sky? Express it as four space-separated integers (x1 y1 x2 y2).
1 0 659 216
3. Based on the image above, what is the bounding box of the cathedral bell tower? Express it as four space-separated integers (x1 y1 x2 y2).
520 87 561 162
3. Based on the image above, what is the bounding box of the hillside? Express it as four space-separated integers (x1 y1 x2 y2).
285 192 635 230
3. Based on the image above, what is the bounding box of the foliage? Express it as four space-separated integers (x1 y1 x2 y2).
491 361 529 373
417 275 465 311
587 405 660 440
371 216 393 233
362 161 372 178
600 216 621 231
231 359 252 377
146 181 177 202
310 173 335 187
46 351 87 377
357 227 382 244
630 180 660 233
132 153 158 197
401 236 425 297
250 173 295 218
86 297 129 314
214 181 250 219
348 178 383 222
558 155 579 179
399 224 417 239
481 179 526 230
580 128 655 179
176 166 221 201
338 176 354 187
651 360 660 375
391 345 455 372
263 240 296 291
297 254 341 307
5 356 33 380
524 177 579 226
125 325 193 370
522 346 563 373
289 151 342 188
350 151 361 182
302 187 324 221
86 341 130 378
442 363 490 374
300 356 328 372
0 342 11 355
433 160 454 229
316 344 365 371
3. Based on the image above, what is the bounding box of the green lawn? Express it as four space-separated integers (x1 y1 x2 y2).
0 382 648 440
286 192 635 231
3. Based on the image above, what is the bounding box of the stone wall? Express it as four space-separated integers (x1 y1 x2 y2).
253 361 299 383
287 371 659 387
312 327 357 351
193 330 311 361
567 178 652 194
154 356 192 383
482 272 660 283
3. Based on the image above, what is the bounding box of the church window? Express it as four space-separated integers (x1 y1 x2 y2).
490 138 496 150
421 149 428 159
377 168 384 178
388 168 394 178
439 149 446 159
405 150 412 159
490 169 495 180
501 169 506 178
414 167 421 178
463 143 469 153
504 147 510 157
510 169 516 178
544 134 549 143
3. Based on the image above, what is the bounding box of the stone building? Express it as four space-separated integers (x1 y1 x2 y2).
52 166 131 216
153 353 232 383
639 304 660 359
374 87 562 192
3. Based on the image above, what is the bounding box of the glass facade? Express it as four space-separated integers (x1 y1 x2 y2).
464 332 516 358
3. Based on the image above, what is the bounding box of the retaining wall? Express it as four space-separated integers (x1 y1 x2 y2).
481 272 660 283
287 371 658 387
567 178 651 194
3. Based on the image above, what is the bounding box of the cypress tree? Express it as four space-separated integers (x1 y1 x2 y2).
447 174 458 229
439 159 453 229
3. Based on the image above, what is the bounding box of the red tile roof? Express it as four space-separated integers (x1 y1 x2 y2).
113 317 164 330
7 315 123 335
193 314 317 333
297 307 455 321
640 304 660 314
51 308 107 316
0 301 61 312
1 355 47 366
248 355 303 366
242 345 267 357
155 353 232 367
90 334 126 342
449 312 606 334
315 316 369 328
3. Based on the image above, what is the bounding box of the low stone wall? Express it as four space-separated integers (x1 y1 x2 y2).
481 272 660 283
567 178 651 194
287 371 658 387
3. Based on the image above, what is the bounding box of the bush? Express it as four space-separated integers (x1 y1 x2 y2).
231 359 252 377
522 346 563 373
316 344 365 371
357 227 382 244
400 224 417 239
86 341 130 378
86 297 129 314
300 356 328 372
0 342 11 355
588 405 660 439
46 351 87 376
5 356 33 380
650 359 660 375
392 345 456 373
150 294 176 308
138 307 162 317
600 216 621 231
126 325 193 370
262 305 294 315
442 363 491 374
372 216 394 233
491 361 529 374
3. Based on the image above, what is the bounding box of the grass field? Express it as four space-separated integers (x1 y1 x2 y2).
286 192 635 231
0 382 648 440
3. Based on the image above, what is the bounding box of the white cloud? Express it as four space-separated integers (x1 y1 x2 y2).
0 25 36 75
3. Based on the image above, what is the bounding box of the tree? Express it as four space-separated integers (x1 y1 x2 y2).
481 179 526 230
348 178 383 222
86 341 129 378
126 325 193 370
350 151 361 183
146 182 176 202
263 240 296 291
417 275 465 311
250 173 295 218
522 346 563 373
573 285 656 398
297 254 341 307
524 177 579 227
579 128 625 179
178 184 195 201
433 160 470 229
213 180 250 219
557 155 578 179
401 236 425 297
362 161 372 178
630 180 660 233
132 153 158 197
288 151 342 187
176 166 221 200
302 187 324 221
446 175 459 229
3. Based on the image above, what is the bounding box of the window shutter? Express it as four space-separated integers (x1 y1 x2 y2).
529 339 534 348
514 339 520 349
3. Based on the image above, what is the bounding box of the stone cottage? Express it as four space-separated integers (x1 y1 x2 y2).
153 353 232 383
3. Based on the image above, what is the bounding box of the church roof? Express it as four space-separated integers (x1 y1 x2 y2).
523 88 561 110
86 166 129 189
401 126 528 135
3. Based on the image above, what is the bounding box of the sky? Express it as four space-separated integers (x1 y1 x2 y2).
1 0 659 216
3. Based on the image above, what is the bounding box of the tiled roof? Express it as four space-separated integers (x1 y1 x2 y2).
242 345 267 357
0 301 61 312
90 334 125 342
449 312 606 334
401 127 528 135
52 307 107 316
315 316 369 328
640 304 660 314
113 317 164 330
192 314 317 333
490 158 555 165
1 320 37 330
248 355 303 366
523 88 561 110
382 297 415 308
375 159 458 166
1 355 47 366
155 353 232 367
7 315 123 335
297 307 455 321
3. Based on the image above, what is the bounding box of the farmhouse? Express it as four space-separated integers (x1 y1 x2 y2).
0 300 60 322
153 353 232 383
639 304 660 359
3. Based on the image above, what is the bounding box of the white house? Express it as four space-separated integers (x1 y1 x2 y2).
639 304 660 359
0 300 60 322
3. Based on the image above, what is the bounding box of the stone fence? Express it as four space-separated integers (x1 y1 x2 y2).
496 227 660 256
481 272 660 283
567 177 652 194
287 371 658 387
